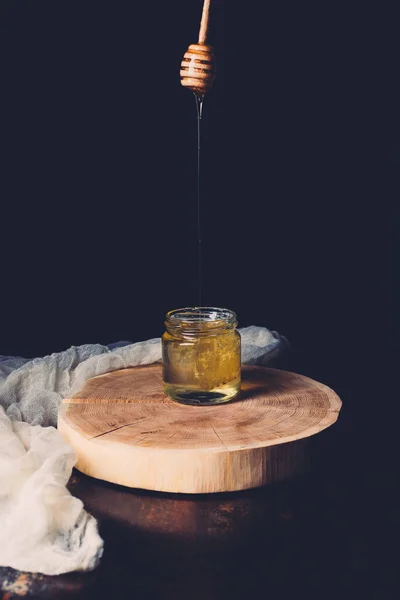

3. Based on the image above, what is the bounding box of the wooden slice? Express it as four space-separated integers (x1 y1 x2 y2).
58 365 342 494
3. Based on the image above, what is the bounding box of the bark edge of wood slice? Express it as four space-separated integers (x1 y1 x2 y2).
58 365 342 494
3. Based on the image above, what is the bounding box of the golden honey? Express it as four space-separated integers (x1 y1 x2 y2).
162 307 241 405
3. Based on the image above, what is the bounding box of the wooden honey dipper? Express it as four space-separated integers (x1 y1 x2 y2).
180 0 216 97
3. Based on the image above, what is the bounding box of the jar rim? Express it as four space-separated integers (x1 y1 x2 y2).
165 307 237 332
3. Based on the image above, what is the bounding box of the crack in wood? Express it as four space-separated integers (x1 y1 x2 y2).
148 367 163 381
90 417 151 439
210 423 229 451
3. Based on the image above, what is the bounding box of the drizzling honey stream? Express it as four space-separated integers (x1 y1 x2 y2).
180 0 216 307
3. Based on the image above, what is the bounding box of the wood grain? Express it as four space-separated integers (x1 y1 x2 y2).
57 365 341 493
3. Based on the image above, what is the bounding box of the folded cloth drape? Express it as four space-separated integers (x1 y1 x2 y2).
0 326 287 575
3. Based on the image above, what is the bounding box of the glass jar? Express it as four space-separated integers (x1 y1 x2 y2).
162 307 241 405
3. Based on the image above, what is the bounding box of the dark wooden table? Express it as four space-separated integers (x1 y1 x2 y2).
0 356 386 600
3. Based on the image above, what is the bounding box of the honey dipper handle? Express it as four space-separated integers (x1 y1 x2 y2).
198 0 211 44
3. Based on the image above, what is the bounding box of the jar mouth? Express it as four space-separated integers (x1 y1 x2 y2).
165 307 237 335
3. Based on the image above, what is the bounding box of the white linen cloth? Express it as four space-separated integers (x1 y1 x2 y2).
0 326 286 575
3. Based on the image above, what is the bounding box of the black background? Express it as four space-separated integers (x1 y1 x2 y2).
0 1 392 405
0 1 395 595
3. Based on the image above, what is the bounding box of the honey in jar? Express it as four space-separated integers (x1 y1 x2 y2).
162 307 241 405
